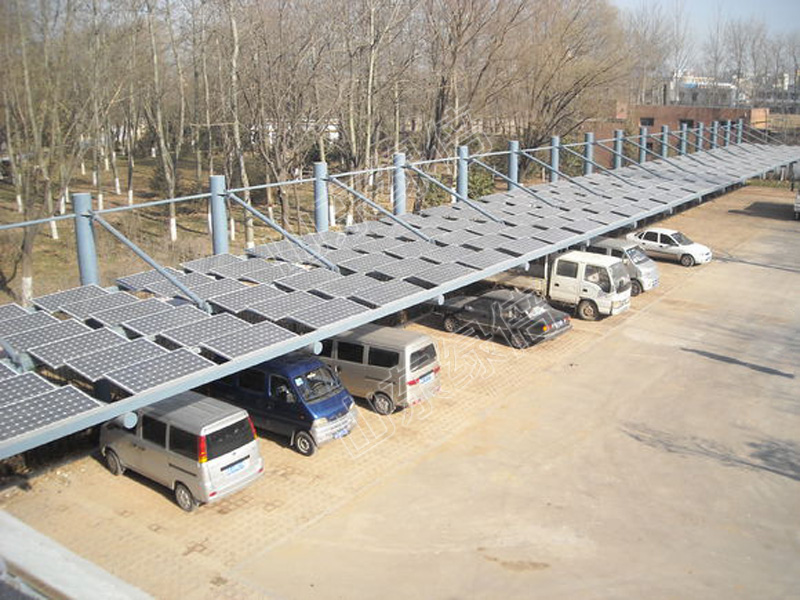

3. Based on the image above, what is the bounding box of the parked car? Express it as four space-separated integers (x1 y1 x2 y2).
485 250 631 321
319 324 441 415
207 353 357 457
586 237 660 296
627 228 712 267
100 391 264 512
432 289 571 349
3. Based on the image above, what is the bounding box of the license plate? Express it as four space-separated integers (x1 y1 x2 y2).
224 458 247 475
420 373 433 384
333 428 349 439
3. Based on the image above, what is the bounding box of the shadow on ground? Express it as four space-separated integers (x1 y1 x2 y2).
621 423 800 483
682 347 795 379
728 201 796 221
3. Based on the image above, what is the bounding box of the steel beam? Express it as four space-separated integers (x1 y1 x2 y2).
73 193 99 286
209 175 229 255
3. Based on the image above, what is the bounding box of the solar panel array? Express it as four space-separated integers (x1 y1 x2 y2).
0 141 798 450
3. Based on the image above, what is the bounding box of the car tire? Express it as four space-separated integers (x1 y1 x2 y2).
631 279 642 297
104 449 124 476
443 316 459 333
371 392 395 416
294 431 317 457
509 333 528 349
174 483 197 512
680 254 695 267
577 299 599 321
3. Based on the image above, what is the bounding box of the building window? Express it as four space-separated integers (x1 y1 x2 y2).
640 117 655 127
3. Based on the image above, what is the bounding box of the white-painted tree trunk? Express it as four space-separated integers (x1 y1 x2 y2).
59 194 66 214
229 217 236 241
16 194 23 213
151 146 157 158
267 206 274 221
49 220 59 240
329 202 336 227
170 216 177 241
22 276 33 307
346 212 354 226
127 189 134 205
92 171 97 186
81 162 86 175
114 177 121 195
104 155 110 171
97 193 104 211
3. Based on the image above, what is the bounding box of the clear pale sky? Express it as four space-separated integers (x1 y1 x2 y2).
610 0 800 35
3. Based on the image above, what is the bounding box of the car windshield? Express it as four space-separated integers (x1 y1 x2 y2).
626 246 650 265
609 263 631 293
504 294 546 316
672 232 693 245
295 366 341 404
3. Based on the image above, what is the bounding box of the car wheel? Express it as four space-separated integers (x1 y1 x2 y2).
631 280 642 297
371 392 396 416
509 333 528 349
104 449 124 476
577 299 599 321
443 315 459 333
680 254 695 267
174 483 197 512
294 431 317 457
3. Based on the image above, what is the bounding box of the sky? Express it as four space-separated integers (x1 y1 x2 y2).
610 0 800 35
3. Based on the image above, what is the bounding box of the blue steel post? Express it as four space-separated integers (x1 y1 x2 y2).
638 127 648 164
393 152 406 216
507 140 519 191
661 125 669 158
550 135 560 183
680 123 688 155
73 192 99 286
736 118 744 144
313 162 329 233
583 132 594 176
724 120 732 146
711 121 719 149
209 175 228 255
613 130 624 169
696 122 705 151
457 145 469 199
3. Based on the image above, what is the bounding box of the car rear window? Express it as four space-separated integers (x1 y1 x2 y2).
206 418 254 461
410 343 437 372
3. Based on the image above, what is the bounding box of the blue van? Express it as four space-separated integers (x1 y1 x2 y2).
208 353 358 456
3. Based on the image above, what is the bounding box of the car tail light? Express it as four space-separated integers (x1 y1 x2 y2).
198 435 208 463
542 324 549 332
408 377 419 386
248 416 257 440
433 365 441 374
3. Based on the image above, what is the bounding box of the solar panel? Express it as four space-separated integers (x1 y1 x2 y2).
585 211 623 225
58 291 139 320
0 386 101 442
143 272 214 297
208 284 285 313
247 239 308 262
408 263 477 287
209 257 277 278
0 311 58 338
88 298 172 327
351 279 426 307
496 237 550 257
238 262 305 284
384 241 434 260
299 230 348 248
201 321 297 361
0 362 17 381
369 257 431 280
610 204 641 217
28 328 127 370
66 338 168 382
339 253 398 275
32 284 108 312
273 268 343 292
0 373 56 408
420 245 475 265
116 267 183 291
2 319 91 355
181 253 242 273
156 313 249 349
561 219 603 235
462 233 516 251
432 229 480 246
121 304 209 337
532 228 578 244
181 278 247 301
457 248 517 269
104 348 214 395
286 297 369 330
353 237 407 254
311 273 380 299
241 291 327 322
301 248 364 268
0 304 27 322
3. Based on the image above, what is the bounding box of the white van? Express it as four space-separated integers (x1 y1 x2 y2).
100 391 264 511
318 324 441 415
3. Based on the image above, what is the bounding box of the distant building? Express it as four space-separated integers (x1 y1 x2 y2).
665 73 738 107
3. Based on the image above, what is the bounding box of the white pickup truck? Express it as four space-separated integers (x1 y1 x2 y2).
486 250 632 321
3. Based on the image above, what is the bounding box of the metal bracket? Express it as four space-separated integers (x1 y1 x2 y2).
516 149 611 199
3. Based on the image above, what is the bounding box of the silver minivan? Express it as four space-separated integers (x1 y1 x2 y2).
100 391 264 511
586 237 660 297
319 324 441 415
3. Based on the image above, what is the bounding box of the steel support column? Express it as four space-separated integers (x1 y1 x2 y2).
550 135 560 183
661 125 669 159
393 153 406 216
724 120 732 147
457 145 469 199
613 130 624 169
507 140 519 190
680 123 688 155
638 127 648 164
583 132 594 176
313 162 329 233
736 118 744 144
209 175 228 255
711 121 719 149
73 193 99 286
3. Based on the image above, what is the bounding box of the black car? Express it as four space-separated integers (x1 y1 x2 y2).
432 289 571 349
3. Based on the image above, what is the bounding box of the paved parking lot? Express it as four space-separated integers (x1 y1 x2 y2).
2 185 799 599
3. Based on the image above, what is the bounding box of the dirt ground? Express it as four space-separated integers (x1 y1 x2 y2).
1 185 799 599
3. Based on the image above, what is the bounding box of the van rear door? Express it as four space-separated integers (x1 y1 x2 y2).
203 416 259 493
